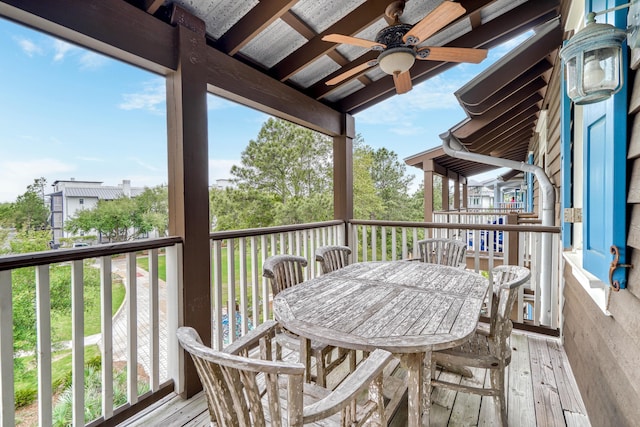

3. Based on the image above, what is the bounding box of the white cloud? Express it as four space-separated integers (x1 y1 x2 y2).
15 37 43 57
207 95 237 111
209 159 238 181
129 157 160 172
79 51 108 70
53 39 76 61
119 80 166 113
76 156 103 162
0 159 75 202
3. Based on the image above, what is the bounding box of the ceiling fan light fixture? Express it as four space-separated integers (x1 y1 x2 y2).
378 47 415 75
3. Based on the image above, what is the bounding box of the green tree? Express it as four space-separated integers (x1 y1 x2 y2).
135 186 169 237
14 177 49 231
231 118 333 203
353 143 384 220
210 187 277 231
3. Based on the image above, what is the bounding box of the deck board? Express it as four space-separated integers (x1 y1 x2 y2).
119 332 590 426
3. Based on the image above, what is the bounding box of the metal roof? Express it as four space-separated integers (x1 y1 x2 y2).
132 0 560 115
63 187 145 200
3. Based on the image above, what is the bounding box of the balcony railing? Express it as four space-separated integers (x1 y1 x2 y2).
0 237 182 427
0 214 561 426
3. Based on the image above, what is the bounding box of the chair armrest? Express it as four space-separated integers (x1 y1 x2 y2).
302 349 394 423
224 320 279 355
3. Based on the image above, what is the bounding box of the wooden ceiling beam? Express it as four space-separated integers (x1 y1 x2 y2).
205 47 343 137
218 0 299 56
339 0 560 114
280 10 373 89
272 0 391 82
0 0 177 73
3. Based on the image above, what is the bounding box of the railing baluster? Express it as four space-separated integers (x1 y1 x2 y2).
310 230 317 278
412 228 418 259
279 233 285 254
212 241 223 350
36 265 52 426
401 228 407 260
288 231 295 256
261 235 269 322
0 270 14 427
353 224 359 263
251 237 259 328
148 249 160 391
270 234 276 257
239 237 248 336
372 225 377 261
381 226 387 261
100 255 114 418
125 254 137 405
362 225 368 262
227 239 236 344
391 228 397 261
71 259 85 424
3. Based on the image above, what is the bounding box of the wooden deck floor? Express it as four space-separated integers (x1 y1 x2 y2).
121 332 590 426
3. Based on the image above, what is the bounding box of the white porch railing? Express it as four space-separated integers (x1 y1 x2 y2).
209 220 345 350
0 237 182 427
348 219 561 330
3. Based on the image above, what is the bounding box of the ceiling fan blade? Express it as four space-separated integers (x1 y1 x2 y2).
393 70 412 94
417 46 488 63
322 34 385 50
325 61 378 86
403 1 466 45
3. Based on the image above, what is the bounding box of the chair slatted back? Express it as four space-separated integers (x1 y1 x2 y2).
417 238 467 267
263 255 308 295
489 265 531 356
315 245 352 274
177 323 306 427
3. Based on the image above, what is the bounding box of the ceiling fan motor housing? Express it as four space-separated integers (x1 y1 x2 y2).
375 23 413 48
376 24 416 75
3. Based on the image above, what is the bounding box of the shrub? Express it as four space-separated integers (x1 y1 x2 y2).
15 387 37 408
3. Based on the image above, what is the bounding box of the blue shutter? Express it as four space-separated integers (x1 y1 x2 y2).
582 0 628 287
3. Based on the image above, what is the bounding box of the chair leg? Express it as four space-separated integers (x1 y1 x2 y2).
490 368 507 427
349 350 357 372
316 352 327 387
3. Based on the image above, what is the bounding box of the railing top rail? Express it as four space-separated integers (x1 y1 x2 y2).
210 220 344 240
348 219 560 234
0 236 183 271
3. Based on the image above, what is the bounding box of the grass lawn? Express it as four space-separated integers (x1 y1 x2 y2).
137 254 167 281
137 248 261 308
52 282 126 342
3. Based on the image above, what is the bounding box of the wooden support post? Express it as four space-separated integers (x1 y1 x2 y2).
462 181 468 210
334 114 354 243
451 172 460 211
167 6 211 398
507 213 519 266
442 175 450 211
424 170 434 222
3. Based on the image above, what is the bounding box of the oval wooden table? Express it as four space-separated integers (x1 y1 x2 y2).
273 261 490 427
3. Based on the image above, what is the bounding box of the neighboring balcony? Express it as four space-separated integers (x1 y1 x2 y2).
0 217 575 426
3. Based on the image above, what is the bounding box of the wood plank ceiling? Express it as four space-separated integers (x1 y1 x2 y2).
129 0 561 116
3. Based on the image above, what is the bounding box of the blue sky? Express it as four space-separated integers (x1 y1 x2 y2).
0 16 525 203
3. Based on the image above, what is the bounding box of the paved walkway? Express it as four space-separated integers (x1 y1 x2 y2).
100 257 169 382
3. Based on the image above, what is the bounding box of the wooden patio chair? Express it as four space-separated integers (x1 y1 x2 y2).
177 321 393 426
430 265 531 427
416 238 467 268
315 245 352 274
263 254 352 387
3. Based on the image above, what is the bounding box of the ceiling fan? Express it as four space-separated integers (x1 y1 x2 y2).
322 0 488 94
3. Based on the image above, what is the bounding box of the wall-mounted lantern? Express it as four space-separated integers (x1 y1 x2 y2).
560 2 639 105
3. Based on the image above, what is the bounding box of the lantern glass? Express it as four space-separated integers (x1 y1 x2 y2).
565 56 578 100
583 46 621 93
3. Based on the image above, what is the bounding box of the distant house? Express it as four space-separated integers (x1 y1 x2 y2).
466 179 494 210
49 178 144 243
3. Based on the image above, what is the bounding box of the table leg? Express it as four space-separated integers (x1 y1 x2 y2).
405 352 430 427
422 351 432 426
